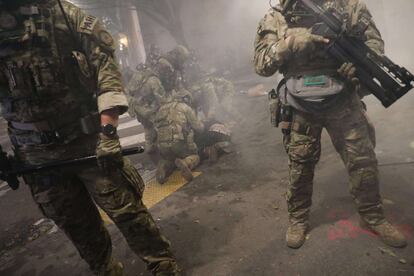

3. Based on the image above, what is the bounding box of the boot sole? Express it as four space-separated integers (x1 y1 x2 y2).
175 159 194 181
360 221 407 248
286 224 309 249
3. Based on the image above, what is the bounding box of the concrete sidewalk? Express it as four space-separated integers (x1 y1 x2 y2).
1 94 414 276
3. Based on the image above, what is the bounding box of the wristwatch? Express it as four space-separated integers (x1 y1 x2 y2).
101 124 117 138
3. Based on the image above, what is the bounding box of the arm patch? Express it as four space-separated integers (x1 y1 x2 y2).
98 30 114 47
79 15 98 35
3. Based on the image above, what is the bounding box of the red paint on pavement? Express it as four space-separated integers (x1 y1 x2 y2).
328 219 377 241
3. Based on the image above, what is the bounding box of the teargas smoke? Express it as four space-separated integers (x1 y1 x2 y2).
169 0 414 73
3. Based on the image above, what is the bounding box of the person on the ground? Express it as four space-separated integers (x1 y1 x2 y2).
254 0 406 249
0 0 181 275
195 121 233 165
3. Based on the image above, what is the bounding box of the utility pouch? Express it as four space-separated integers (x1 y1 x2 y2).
71 51 95 90
157 126 174 143
268 89 281 128
286 75 344 100
80 112 100 135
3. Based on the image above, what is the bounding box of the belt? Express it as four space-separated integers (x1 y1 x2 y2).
9 123 85 146
10 111 82 132
9 112 100 146
284 68 338 79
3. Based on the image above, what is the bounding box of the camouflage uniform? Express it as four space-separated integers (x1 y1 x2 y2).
255 0 386 230
0 1 179 274
207 77 240 121
126 68 167 154
161 45 191 93
154 92 204 183
189 80 219 120
150 57 177 94
185 58 239 122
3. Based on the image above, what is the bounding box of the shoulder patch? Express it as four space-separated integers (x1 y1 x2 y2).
79 15 98 34
98 30 114 46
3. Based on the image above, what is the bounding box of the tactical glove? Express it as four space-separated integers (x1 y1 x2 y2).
338 62 359 86
96 134 124 173
286 29 329 56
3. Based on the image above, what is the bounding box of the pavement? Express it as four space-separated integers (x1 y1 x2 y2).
1 78 414 276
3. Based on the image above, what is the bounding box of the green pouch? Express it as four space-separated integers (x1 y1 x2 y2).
303 75 327 87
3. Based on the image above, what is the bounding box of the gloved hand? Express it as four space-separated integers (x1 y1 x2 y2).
338 62 359 86
285 29 329 55
96 134 124 173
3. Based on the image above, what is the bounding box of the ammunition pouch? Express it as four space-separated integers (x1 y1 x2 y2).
291 120 318 137
71 51 95 90
157 123 185 145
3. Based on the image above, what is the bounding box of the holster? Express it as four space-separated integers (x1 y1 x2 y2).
280 104 293 135
268 89 281 128
270 79 293 135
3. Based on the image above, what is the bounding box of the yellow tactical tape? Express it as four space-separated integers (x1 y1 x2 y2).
99 170 201 225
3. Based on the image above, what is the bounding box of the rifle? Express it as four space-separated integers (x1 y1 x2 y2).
0 146 145 190
282 0 414 108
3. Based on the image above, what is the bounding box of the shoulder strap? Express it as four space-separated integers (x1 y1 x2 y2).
56 0 81 50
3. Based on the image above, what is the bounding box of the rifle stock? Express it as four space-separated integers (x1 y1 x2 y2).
294 0 414 107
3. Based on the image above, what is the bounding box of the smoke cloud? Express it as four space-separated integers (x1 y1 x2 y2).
167 0 414 72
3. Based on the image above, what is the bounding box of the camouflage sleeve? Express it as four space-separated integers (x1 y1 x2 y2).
185 106 204 133
125 73 141 96
351 0 385 55
215 78 235 96
129 97 154 122
61 1 128 114
128 78 164 120
147 76 167 105
254 9 291 77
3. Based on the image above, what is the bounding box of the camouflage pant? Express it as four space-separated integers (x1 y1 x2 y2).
25 157 178 275
142 120 158 154
283 98 385 226
157 141 200 178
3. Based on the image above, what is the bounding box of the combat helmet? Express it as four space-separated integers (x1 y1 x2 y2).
164 45 190 71
173 89 193 106
152 58 176 91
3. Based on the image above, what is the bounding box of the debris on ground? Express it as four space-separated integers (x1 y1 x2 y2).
379 247 397 257
382 198 395 205
247 84 267 97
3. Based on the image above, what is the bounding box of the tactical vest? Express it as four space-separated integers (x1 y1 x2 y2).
127 69 157 98
0 3 98 146
155 102 188 144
